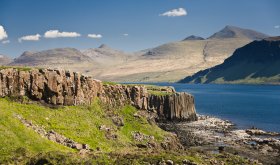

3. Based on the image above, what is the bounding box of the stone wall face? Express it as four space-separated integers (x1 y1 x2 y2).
0 68 197 121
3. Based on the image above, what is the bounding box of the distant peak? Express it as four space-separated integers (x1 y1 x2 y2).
208 25 269 40
183 35 204 41
21 51 35 56
98 44 110 49
224 25 238 29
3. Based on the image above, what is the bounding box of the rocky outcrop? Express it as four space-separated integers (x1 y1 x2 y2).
0 68 197 121
101 84 197 121
148 93 197 121
0 68 102 105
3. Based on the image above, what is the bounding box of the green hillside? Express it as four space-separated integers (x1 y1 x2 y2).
0 97 251 164
179 38 280 84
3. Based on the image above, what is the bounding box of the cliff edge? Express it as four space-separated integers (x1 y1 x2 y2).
0 68 197 121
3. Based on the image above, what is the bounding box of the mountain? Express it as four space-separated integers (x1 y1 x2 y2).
0 54 12 65
10 48 92 66
208 25 269 40
179 37 280 84
183 35 204 41
82 44 132 66
94 25 268 82
9 26 270 82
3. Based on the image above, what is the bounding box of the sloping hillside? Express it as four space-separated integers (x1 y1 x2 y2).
92 26 268 82
179 37 280 84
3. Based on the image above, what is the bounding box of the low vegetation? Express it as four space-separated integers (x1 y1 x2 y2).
0 66 33 71
0 97 251 164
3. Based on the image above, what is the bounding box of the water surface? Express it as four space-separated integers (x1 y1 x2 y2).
141 83 280 132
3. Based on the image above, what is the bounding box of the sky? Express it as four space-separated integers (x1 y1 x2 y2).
0 0 280 57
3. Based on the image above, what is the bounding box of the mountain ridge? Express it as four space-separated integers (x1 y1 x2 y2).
208 25 269 40
5 25 271 82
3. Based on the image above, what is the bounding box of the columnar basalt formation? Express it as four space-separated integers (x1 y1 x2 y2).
148 93 197 121
0 68 102 105
0 68 197 121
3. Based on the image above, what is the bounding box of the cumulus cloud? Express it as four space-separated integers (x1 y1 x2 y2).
88 34 102 39
123 33 129 36
44 30 81 38
18 34 41 42
159 8 187 17
0 25 8 40
2 40 10 44
274 25 280 29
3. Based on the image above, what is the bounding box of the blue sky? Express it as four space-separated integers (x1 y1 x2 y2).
0 0 280 57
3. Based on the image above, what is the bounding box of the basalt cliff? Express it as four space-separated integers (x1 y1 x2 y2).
0 68 197 121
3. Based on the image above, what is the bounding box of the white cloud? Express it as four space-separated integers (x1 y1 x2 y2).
44 30 81 38
159 8 187 17
2 40 10 44
123 33 129 36
274 25 280 29
0 25 8 40
18 34 41 42
88 34 102 39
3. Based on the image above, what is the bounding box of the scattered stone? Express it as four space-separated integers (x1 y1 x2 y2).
246 129 280 136
131 131 154 142
133 112 141 118
112 116 124 127
136 143 147 148
15 114 90 151
99 125 110 131
166 160 173 165
218 146 225 152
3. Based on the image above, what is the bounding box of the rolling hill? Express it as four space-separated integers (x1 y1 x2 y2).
10 48 93 66
179 37 280 84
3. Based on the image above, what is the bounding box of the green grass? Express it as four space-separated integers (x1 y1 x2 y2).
0 66 33 71
103 81 118 85
0 97 252 164
0 100 72 163
147 90 173 96
120 106 167 141
0 97 169 162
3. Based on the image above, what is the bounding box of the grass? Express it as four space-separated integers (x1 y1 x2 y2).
0 99 72 163
120 106 166 141
0 97 169 163
146 85 174 96
102 81 118 85
0 97 252 164
147 90 173 96
0 66 33 71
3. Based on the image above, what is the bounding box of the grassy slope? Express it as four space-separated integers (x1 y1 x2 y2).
0 97 251 164
0 98 171 163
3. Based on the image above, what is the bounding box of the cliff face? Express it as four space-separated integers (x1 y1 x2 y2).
101 85 197 121
0 68 102 105
0 68 197 121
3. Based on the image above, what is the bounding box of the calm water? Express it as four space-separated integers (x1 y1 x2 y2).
141 83 280 132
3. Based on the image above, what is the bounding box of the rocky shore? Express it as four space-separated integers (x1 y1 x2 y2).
159 115 280 165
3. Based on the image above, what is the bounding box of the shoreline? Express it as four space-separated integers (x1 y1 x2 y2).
159 114 280 164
